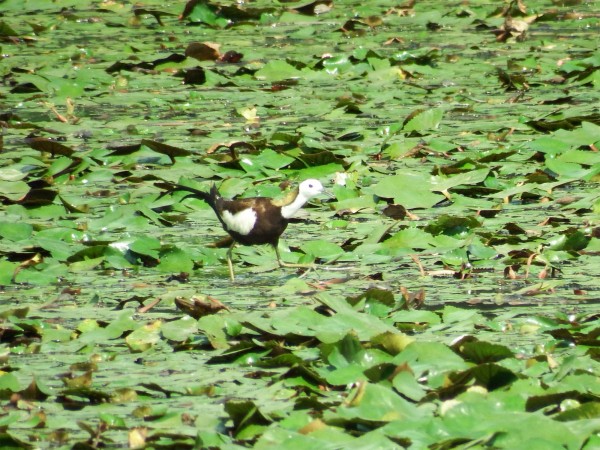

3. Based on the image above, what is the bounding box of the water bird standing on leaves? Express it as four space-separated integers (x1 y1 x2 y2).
160 179 325 281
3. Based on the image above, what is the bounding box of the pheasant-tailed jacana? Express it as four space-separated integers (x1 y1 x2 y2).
160 179 325 280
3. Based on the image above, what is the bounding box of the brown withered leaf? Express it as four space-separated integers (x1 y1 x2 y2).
185 42 221 61
206 140 256 158
383 37 406 45
504 265 520 279
496 67 529 91
477 209 501 218
219 50 243 64
338 19 368 33
382 204 407 220
537 216 571 227
105 53 186 74
62 370 93 389
289 150 349 169
489 0 528 18
291 0 333 16
138 298 162 314
298 419 327 435
182 67 207 85
494 13 539 42
19 188 58 206
165 272 190 283
11 253 43 283
18 377 50 402
504 222 526 235
115 295 153 310
59 195 89 214
364 15 383 27
526 113 600 132
133 8 176 26
180 0 202 20
399 286 426 309
26 137 74 157
106 143 142 156
307 277 350 291
141 139 192 163
175 295 229 319
180 0 275 22
540 96 575 105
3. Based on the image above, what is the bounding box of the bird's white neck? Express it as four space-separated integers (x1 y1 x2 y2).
280 191 311 219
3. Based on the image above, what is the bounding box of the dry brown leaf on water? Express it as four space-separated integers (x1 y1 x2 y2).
175 295 229 319
399 286 426 309
185 42 221 61
138 298 162 314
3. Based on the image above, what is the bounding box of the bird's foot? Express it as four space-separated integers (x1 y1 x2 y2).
278 261 316 269
276 260 316 278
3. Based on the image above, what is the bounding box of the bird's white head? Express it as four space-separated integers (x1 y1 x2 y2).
280 179 324 219
298 179 324 200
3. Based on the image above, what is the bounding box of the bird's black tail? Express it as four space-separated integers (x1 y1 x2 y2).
155 182 220 210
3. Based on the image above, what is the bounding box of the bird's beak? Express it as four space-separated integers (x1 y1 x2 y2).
322 189 335 199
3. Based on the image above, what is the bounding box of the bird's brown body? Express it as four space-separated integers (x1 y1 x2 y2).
205 185 294 247
160 180 324 280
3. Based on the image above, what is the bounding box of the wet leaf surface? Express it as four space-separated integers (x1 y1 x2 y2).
1 0 599 447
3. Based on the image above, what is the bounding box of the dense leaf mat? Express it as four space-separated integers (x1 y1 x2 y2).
1 0 599 448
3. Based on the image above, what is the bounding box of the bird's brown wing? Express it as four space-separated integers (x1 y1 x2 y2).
217 197 258 215
270 187 299 208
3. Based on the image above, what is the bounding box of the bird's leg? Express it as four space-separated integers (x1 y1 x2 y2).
275 246 353 274
275 245 315 269
226 242 236 281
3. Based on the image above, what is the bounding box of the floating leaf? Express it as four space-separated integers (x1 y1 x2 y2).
0 373 20 396
181 0 230 27
255 60 304 81
300 240 344 259
0 180 30 202
0 222 33 241
431 168 490 192
348 287 395 308
367 173 444 209
403 108 444 132
554 402 600 422
452 338 514 364
0 21 18 37
157 247 194 272
338 382 423 422
129 236 161 260
424 215 481 236
2 2 600 448
161 316 198 342
125 321 162 352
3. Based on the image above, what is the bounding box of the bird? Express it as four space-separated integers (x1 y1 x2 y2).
158 179 325 280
